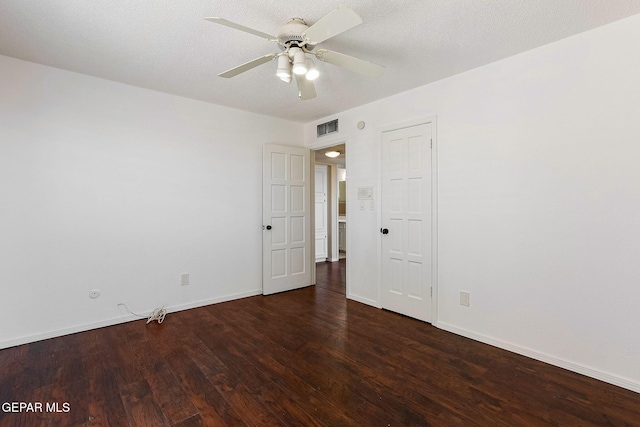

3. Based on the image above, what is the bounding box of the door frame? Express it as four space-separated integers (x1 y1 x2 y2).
377 116 438 323
309 136 349 290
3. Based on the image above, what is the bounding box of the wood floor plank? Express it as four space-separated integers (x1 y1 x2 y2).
85 394 129 427
164 344 247 426
163 322 286 427
116 328 200 425
171 413 204 427
197 315 357 426
120 378 170 427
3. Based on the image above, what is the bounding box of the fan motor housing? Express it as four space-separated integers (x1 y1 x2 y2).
277 18 315 50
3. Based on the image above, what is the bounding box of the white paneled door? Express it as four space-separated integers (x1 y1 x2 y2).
263 144 311 295
315 165 328 262
381 123 433 322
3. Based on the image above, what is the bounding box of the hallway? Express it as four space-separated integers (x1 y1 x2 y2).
315 259 345 295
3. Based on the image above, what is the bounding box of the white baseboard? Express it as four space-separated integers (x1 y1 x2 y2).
165 289 261 314
347 293 380 308
0 289 262 350
436 321 640 394
0 316 133 351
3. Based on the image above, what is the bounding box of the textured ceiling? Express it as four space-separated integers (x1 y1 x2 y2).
1 1 639 123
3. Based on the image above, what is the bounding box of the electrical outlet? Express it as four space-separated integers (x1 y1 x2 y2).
181 273 189 286
460 291 470 307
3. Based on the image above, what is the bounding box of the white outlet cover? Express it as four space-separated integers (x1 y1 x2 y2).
460 291 470 307
89 289 100 299
181 273 189 286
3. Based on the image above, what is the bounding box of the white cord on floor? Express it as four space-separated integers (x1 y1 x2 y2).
146 307 167 324
118 303 167 324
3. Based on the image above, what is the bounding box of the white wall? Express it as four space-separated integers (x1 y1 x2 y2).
344 132 380 306
305 14 640 391
0 55 304 348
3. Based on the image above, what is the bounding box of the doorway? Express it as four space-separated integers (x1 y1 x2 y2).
313 143 347 295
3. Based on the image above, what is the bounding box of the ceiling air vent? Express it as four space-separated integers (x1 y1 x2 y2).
317 119 338 138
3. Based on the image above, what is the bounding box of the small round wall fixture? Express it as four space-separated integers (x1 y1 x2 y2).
357 121 365 130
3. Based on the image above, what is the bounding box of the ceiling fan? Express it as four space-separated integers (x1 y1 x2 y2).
205 5 385 100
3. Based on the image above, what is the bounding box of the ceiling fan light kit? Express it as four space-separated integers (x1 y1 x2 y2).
276 54 292 82
205 5 385 100
291 47 308 75
305 59 319 81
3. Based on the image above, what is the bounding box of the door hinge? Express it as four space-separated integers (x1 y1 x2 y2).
430 287 433 297
430 139 433 149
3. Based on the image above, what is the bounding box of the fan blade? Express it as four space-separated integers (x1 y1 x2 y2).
219 53 278 78
295 74 317 100
303 5 362 44
314 49 385 78
205 17 277 41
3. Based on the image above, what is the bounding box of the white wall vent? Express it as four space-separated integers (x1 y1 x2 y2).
317 119 338 138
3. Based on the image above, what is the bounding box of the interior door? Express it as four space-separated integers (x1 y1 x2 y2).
381 123 433 322
314 165 328 262
263 144 311 295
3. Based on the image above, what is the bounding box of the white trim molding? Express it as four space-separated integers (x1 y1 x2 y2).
436 321 640 394
0 289 262 350
347 293 381 309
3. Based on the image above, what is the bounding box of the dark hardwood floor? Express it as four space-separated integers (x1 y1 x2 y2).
315 259 346 295
2 262 639 426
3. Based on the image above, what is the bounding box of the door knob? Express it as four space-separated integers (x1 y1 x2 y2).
266 225 272 230
380 228 389 234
